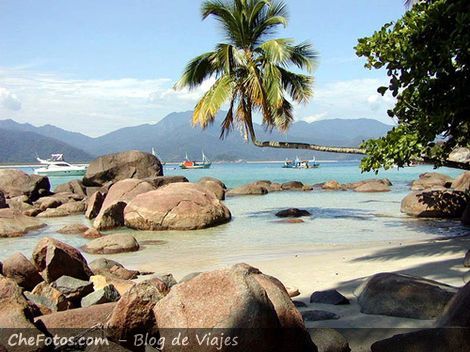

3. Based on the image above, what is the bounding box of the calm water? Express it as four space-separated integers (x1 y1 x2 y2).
1 162 466 274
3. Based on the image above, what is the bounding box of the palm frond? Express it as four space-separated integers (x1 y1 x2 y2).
175 52 218 90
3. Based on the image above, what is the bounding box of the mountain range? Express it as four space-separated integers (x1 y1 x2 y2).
0 112 392 163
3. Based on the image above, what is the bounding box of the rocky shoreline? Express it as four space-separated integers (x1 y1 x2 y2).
0 150 469 351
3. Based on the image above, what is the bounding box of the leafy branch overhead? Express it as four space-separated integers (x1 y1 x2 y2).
356 0 470 172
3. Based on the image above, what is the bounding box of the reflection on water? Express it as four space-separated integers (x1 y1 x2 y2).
1 162 465 278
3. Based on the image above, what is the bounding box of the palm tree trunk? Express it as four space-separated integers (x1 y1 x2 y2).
251 138 365 154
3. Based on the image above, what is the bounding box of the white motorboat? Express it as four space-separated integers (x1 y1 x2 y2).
34 154 87 176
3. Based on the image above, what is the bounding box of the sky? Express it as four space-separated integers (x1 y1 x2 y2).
0 0 405 137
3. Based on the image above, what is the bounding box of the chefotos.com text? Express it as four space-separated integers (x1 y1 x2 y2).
7 333 109 348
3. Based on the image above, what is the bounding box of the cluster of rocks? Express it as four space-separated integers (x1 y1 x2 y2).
0 239 321 351
0 151 232 237
321 178 392 192
401 171 469 225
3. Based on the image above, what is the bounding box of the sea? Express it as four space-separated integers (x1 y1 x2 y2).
0 161 467 274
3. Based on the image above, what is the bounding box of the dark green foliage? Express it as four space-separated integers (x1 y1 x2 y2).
356 0 470 172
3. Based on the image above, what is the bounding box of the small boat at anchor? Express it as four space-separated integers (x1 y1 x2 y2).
179 152 212 169
282 156 320 169
152 147 166 165
34 154 87 176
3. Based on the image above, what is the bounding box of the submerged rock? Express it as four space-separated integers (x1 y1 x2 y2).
0 208 46 238
83 233 140 254
355 272 457 319
83 150 163 187
281 181 304 191
124 183 231 231
354 180 390 192
275 208 311 218
401 190 467 218
226 183 269 196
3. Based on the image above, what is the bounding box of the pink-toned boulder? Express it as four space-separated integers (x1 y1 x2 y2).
82 234 139 254
2 252 43 291
198 179 225 200
57 223 89 234
28 281 71 312
35 302 116 329
54 179 86 198
411 172 453 191
82 150 163 187
354 180 390 192
124 183 231 231
226 183 268 196
281 181 304 191
401 190 468 218
0 169 50 201
322 180 343 191
0 208 46 238
93 179 157 230
345 178 392 190
106 280 166 348
36 200 86 217
32 237 93 282
153 263 315 352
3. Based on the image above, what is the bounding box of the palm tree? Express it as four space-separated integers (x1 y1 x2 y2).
176 0 364 154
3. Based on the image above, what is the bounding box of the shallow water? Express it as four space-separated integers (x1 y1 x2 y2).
1 162 466 276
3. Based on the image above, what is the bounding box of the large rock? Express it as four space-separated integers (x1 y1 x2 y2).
355 272 458 319
463 203 470 226
199 176 226 189
85 191 105 219
411 172 453 191
0 209 46 238
32 237 93 282
106 280 166 348
89 258 124 273
2 252 43 290
124 183 231 231
35 302 116 329
0 277 45 351
400 190 468 218
226 183 269 196
153 263 315 352
54 179 86 198
451 171 470 192
437 281 470 327
144 175 189 188
83 234 140 254
0 169 50 201
464 250 470 268
36 200 86 217
83 150 163 187
370 328 470 352
92 178 157 229
198 179 226 200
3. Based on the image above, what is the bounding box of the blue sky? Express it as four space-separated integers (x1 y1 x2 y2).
0 0 405 136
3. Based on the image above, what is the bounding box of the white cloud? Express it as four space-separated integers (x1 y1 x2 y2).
295 78 396 125
0 67 211 136
0 87 22 111
0 66 396 136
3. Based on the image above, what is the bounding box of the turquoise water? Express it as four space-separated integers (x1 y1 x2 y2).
1 162 467 274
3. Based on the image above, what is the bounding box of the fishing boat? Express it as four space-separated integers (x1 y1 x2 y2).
34 154 87 176
282 156 320 169
152 147 166 165
179 152 212 169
